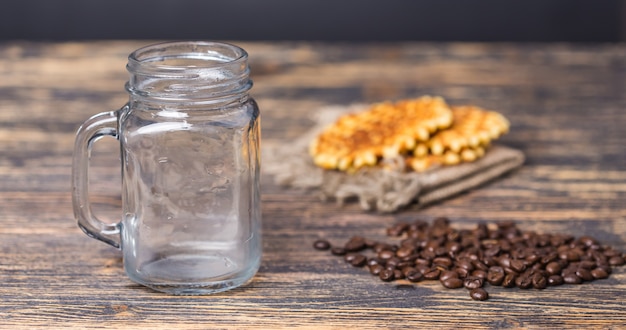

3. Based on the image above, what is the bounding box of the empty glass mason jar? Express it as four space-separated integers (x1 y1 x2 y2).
72 41 261 295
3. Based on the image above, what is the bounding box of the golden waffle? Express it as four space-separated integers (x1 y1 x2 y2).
309 96 453 171
414 105 509 156
407 146 487 172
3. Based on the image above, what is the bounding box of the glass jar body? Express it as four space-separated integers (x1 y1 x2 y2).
119 97 261 294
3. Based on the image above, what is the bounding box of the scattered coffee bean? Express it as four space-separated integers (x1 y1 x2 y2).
455 267 470 279
470 288 489 301
563 273 582 284
423 268 441 280
369 264 384 276
406 270 424 282
472 270 488 280
502 273 517 288
441 277 464 289
330 247 346 256
379 268 395 282
314 218 625 302
545 261 562 276
439 270 459 282
487 271 505 286
590 267 609 279
463 276 484 290
515 275 533 289
510 259 527 273
313 239 331 251
344 236 367 252
547 275 564 286
531 273 547 289
350 254 367 267
378 250 395 260
609 256 625 266
576 268 594 281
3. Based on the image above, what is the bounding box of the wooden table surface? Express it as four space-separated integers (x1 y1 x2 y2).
1 41 625 329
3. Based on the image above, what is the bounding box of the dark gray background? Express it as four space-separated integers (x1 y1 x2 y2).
1 0 625 42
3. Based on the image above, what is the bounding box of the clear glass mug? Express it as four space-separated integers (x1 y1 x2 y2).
71 41 261 295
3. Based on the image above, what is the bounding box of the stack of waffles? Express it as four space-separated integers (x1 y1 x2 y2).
309 96 510 173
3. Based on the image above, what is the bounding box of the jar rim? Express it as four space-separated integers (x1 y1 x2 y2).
125 41 252 103
127 41 248 74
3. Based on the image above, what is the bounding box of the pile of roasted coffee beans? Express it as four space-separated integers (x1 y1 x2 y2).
313 218 625 301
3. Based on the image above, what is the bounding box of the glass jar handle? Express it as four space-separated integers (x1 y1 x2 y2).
71 110 121 249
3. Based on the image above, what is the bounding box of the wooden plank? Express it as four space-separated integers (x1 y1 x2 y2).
0 41 625 328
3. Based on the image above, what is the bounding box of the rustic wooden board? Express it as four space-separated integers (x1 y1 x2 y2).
0 41 625 328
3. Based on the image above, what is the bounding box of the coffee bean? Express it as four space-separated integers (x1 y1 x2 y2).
367 258 384 267
387 223 409 237
484 246 501 258
560 250 581 262
488 266 505 274
576 268 594 281
510 259 527 273
456 259 475 271
578 260 596 270
386 257 401 269
378 250 395 260
469 288 489 301
439 270 459 282
498 257 512 269
423 268 441 280
420 250 437 260
379 269 395 282
603 248 620 257
331 247 346 256
344 236 367 252
364 238 378 248
455 267 470 279
609 256 625 266
596 264 612 275
406 270 424 282
413 265 428 275
472 270 488 280
590 267 609 279
373 243 395 253
369 264 384 276
487 271 505 286
515 275 533 289
446 241 462 255
463 276 484 290
531 273 547 289
579 236 598 247
441 277 464 289
472 260 489 272
313 239 331 250
545 261 562 276
563 273 582 284
394 269 404 280
525 254 540 266
433 257 453 268
502 273 517 288
541 252 559 264
396 246 415 259
344 253 358 263
350 254 367 267
483 256 498 267
547 275 564 286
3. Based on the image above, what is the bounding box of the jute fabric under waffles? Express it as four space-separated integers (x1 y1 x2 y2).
263 104 525 213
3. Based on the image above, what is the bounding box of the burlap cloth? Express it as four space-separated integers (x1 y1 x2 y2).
263 105 525 213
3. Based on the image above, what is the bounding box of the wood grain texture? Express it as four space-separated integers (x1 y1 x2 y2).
0 41 625 329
